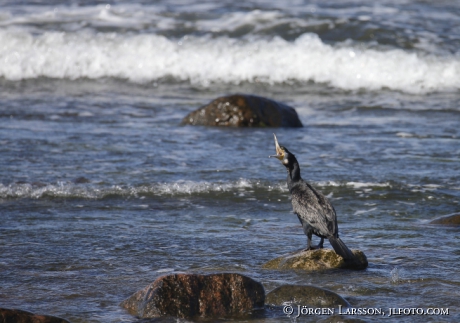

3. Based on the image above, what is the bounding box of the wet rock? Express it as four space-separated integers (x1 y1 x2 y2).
0 308 70 323
429 213 460 226
120 273 265 319
262 249 368 271
181 94 303 127
266 285 350 308
73 176 90 184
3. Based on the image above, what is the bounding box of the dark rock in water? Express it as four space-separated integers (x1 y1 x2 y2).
429 213 460 226
73 176 90 184
263 249 368 271
181 94 303 127
266 285 350 308
120 273 265 319
0 308 70 323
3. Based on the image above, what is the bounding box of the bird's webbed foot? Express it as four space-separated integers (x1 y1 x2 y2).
303 244 322 251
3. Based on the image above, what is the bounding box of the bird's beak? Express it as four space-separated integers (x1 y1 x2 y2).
269 133 284 160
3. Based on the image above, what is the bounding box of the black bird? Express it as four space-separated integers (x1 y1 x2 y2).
270 134 355 261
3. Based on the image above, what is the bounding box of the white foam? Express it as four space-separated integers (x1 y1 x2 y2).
354 207 378 215
423 184 441 189
317 181 391 189
396 132 414 138
0 179 287 200
346 182 391 189
151 178 259 195
390 267 403 284
156 268 175 273
0 29 458 93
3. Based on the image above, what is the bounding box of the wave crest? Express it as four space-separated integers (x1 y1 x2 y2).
0 179 287 200
0 179 397 200
0 30 458 93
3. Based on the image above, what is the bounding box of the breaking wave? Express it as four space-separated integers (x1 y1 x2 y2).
0 179 282 200
0 179 394 200
0 29 458 93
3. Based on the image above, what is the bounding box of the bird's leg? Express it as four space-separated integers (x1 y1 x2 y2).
307 231 313 250
306 234 313 250
304 235 324 251
304 231 318 250
317 237 324 249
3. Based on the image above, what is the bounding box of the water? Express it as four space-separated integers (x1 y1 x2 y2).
0 1 459 322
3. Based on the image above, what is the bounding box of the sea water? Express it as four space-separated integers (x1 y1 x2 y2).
1 1 459 322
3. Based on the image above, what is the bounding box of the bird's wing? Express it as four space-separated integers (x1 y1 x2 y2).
290 182 338 237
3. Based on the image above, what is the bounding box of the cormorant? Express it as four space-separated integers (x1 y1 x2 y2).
270 134 355 261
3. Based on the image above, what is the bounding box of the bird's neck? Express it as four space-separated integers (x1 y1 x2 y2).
287 159 301 190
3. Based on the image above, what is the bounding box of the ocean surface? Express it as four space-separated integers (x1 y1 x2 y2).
1 0 459 322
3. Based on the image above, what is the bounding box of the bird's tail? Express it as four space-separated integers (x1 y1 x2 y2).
328 236 355 262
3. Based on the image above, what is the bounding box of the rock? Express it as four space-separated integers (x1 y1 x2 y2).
181 94 303 127
0 308 70 323
266 285 350 308
73 176 90 184
120 273 265 319
429 213 460 226
262 249 368 271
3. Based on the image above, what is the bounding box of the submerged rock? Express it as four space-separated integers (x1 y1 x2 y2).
266 285 350 308
0 308 70 323
181 94 303 127
429 213 460 226
263 249 368 271
120 273 265 319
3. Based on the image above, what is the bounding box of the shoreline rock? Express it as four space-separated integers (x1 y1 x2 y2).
181 94 303 127
262 248 368 271
0 308 70 323
429 213 460 226
266 285 350 308
120 273 265 319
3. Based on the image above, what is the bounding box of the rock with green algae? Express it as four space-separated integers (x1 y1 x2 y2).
266 285 350 308
262 249 368 271
429 213 460 226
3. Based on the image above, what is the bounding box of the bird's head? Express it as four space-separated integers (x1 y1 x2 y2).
269 133 296 168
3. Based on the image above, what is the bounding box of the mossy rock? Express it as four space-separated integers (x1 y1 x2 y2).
266 285 350 308
263 249 368 271
429 213 460 226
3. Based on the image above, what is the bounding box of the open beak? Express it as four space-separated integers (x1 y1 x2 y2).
269 133 284 160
